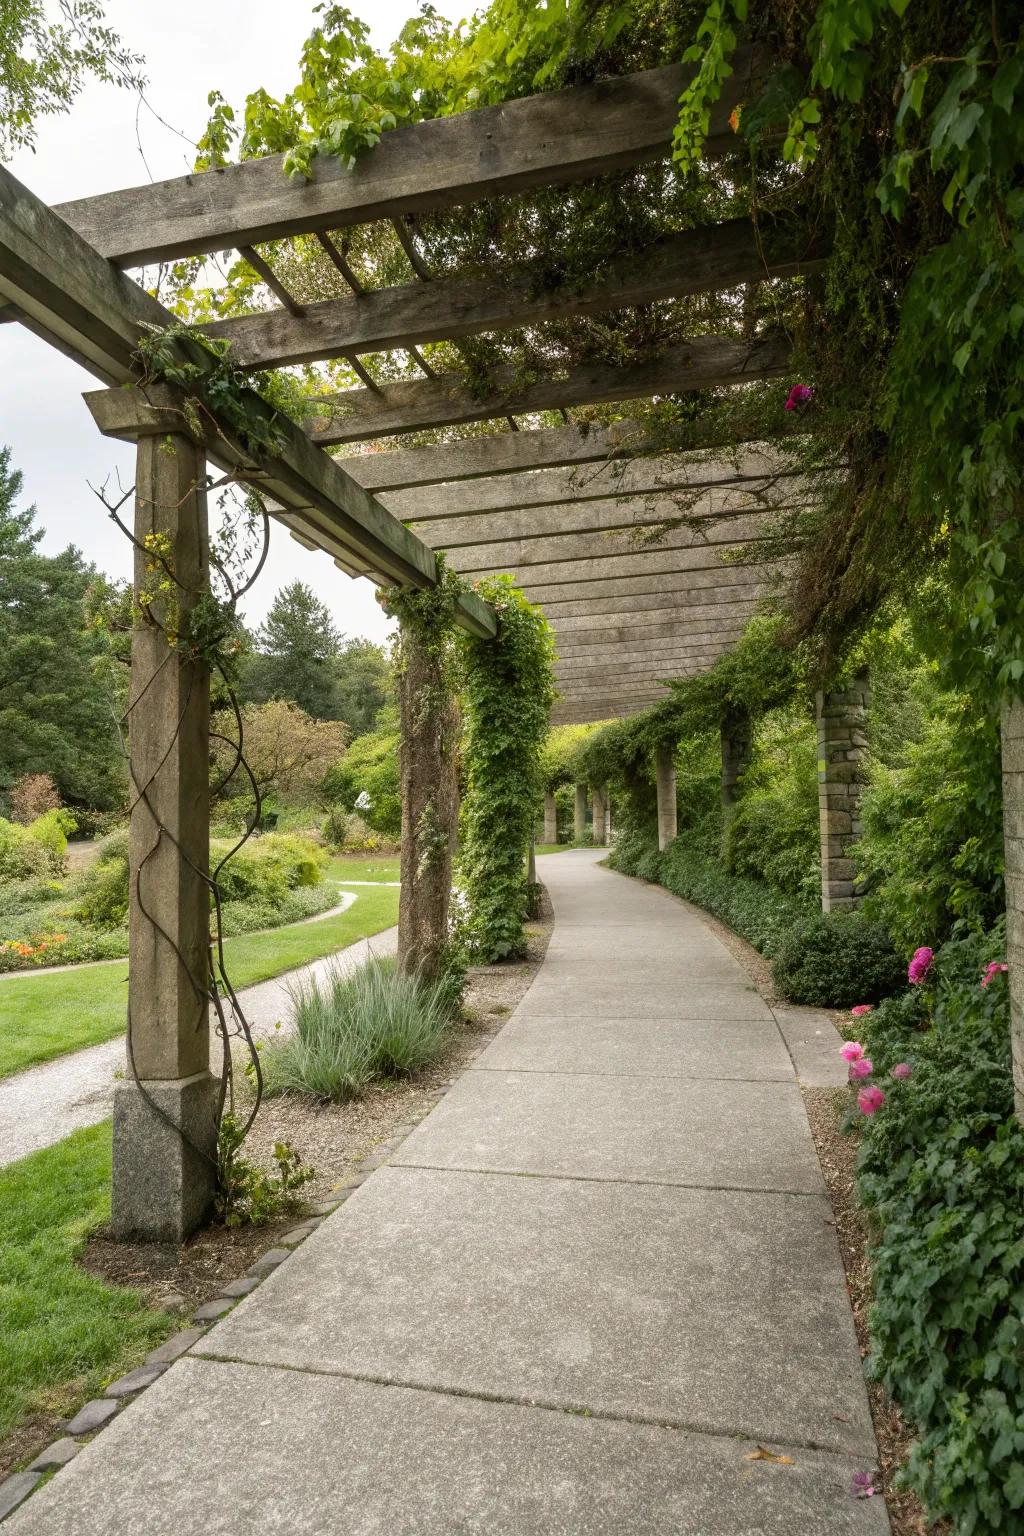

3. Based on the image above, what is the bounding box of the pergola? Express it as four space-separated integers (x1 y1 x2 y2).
0 50 825 1236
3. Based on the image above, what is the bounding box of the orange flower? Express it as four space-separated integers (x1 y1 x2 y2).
729 105 742 133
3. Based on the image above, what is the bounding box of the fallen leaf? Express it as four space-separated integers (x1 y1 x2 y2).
744 1447 795 1465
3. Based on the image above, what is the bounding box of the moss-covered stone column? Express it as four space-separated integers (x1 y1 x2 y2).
114 429 218 1242
655 744 678 851
574 783 587 842
816 672 870 912
1001 695 1024 1120
397 621 460 981
591 784 607 846
543 789 558 845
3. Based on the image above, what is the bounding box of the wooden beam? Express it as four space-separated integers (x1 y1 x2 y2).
551 598 758 629
0 166 494 637
338 419 777 491
525 567 778 605
52 53 765 267
411 488 801 550
554 620 748 653
555 638 734 667
203 222 823 370
389 450 805 524
310 333 791 444
510 550 782 590
444 516 774 576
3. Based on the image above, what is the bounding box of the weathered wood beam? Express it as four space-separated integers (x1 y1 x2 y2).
509 548 781 589
551 598 758 629
309 333 792 444
203 222 823 370
445 516 773 576
386 447 804 523
555 635 734 666
53 53 765 267
412 488 800 551
554 620 748 653
338 419 794 491
525 570 776 608
0 167 494 638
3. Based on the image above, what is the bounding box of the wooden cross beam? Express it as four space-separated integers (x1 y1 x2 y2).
51 53 765 267
199 221 824 371
443 517 775 577
309 333 792 443
0 166 494 638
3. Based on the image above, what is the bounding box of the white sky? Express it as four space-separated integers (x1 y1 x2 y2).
1 0 470 641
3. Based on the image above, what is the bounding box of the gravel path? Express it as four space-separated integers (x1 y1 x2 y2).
0 910 397 1169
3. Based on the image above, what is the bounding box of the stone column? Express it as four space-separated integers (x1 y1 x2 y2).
1001 696 1024 1120
574 783 587 842
543 789 558 845
591 784 607 847
114 431 218 1242
816 672 870 912
655 744 678 851
397 622 460 981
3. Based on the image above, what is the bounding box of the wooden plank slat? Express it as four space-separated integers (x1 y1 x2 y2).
310 333 792 444
52 53 765 266
204 222 824 370
444 514 773 575
553 620 748 653
0 166 494 636
551 598 759 628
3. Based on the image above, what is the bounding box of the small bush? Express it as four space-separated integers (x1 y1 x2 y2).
262 956 458 1102
213 832 327 905
9 772 59 824
772 912 904 1006
28 808 76 868
215 1113 315 1228
0 818 54 882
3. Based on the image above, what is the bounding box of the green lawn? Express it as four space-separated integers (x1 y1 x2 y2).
326 855 401 883
0 1123 172 1440
535 843 582 855
0 884 400 1080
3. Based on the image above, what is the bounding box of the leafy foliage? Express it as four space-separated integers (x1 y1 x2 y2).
212 699 347 806
215 1112 314 1228
321 714 402 840
857 929 1024 1531
772 911 904 1007
460 576 556 961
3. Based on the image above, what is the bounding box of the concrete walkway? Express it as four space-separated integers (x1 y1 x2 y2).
8 852 888 1534
0 916 397 1168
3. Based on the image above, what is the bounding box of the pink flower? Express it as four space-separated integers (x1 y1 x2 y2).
858 1085 885 1115
840 1041 865 1062
848 1057 874 1080
908 946 934 985
981 961 1009 988
785 384 814 411
891 1062 912 1080
851 1004 873 1018
852 1470 877 1499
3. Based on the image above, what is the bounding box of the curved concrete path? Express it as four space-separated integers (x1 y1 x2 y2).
8 852 888 1535
0 914 397 1168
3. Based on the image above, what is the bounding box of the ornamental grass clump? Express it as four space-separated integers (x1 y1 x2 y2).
261 956 457 1103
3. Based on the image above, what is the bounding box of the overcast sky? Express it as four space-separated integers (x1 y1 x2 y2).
2 0 470 641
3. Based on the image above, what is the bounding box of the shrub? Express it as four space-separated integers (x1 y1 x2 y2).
28 808 76 868
0 818 53 882
851 927 1024 1532
215 1113 315 1228
9 772 59 824
73 830 130 928
725 713 819 899
262 956 457 1102
213 832 327 906
321 725 401 839
772 912 904 1006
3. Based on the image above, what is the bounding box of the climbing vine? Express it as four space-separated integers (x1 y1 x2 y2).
460 576 556 962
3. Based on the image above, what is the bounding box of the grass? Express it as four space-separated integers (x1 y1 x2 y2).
0 1122 172 1440
0 883 400 1080
326 854 400 883
534 843 584 855
262 955 456 1103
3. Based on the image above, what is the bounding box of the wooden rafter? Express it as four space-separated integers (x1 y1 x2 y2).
51 52 765 266
309 333 792 444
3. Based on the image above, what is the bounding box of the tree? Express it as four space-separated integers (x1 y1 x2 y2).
240 581 343 720
0 446 125 810
331 637 391 737
0 0 144 159
211 699 347 805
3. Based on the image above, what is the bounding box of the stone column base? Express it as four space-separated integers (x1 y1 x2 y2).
112 1072 219 1242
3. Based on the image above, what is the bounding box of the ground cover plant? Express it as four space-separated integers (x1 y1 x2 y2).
261 954 458 1103
0 882 399 1079
0 1123 172 1442
841 931 1024 1532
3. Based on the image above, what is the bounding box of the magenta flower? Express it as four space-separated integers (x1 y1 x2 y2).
785 383 814 411
851 1004 873 1018
908 947 934 985
848 1057 874 1081
840 1041 865 1062
981 961 1009 988
852 1470 877 1499
891 1062 912 1080
857 1085 885 1115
